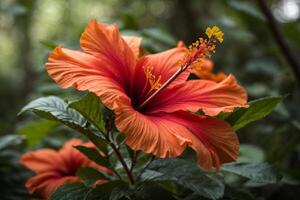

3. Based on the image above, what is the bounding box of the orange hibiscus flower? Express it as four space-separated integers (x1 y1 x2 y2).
45 19 248 170
20 139 111 199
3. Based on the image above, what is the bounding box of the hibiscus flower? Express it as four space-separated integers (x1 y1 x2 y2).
20 139 111 199
45 19 247 170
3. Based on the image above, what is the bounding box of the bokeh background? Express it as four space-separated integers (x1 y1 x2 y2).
0 0 299 199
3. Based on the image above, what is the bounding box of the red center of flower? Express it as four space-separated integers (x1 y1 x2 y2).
58 164 79 177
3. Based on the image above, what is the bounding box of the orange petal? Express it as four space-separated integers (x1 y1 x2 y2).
115 99 239 170
131 47 189 103
191 59 228 83
58 139 88 175
59 139 112 175
115 98 189 158
191 58 214 78
45 47 130 110
147 74 248 116
122 36 143 58
141 47 189 89
212 72 227 83
26 172 80 199
20 149 65 174
171 111 239 170
25 172 60 198
80 19 136 81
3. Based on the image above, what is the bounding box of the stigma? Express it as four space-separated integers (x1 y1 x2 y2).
183 26 224 69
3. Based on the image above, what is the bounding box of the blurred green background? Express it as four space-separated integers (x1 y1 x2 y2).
0 0 300 199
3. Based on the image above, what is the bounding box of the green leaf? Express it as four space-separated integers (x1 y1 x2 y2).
225 97 282 130
109 184 132 200
222 162 282 184
50 182 90 200
19 96 87 130
135 182 176 200
17 120 58 146
141 158 224 200
69 93 105 132
69 93 108 153
76 167 109 186
238 144 265 163
19 96 108 152
75 145 110 167
223 186 256 200
0 135 24 151
86 181 128 200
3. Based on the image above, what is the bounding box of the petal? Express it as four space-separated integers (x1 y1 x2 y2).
26 172 79 199
142 47 189 89
58 139 87 175
20 149 65 174
122 36 142 58
146 74 248 116
59 139 112 175
25 172 60 197
114 99 239 170
115 98 190 157
131 47 189 104
45 47 130 110
191 59 227 83
80 19 136 81
170 111 239 170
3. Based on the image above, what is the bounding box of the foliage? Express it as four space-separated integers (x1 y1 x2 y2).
17 93 282 200
0 135 30 200
220 96 282 130
0 0 300 199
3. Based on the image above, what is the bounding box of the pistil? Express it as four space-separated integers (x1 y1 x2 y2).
138 26 224 110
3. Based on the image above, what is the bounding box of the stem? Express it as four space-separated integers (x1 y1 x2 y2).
109 140 135 185
256 0 300 83
130 151 139 172
105 121 135 185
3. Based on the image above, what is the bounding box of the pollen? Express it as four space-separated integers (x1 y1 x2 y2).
205 26 224 43
143 65 162 92
181 26 224 70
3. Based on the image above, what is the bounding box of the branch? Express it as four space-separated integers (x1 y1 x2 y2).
105 120 135 185
256 0 300 83
130 151 139 173
109 139 135 185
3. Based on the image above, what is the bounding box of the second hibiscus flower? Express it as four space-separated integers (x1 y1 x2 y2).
46 19 248 170
20 139 111 199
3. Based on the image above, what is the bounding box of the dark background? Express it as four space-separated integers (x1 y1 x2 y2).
0 0 299 199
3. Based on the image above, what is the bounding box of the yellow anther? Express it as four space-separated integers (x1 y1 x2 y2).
143 66 162 93
205 26 224 43
182 25 223 69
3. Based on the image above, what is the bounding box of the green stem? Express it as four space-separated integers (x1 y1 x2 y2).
110 140 135 185
105 120 135 185
130 151 139 172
